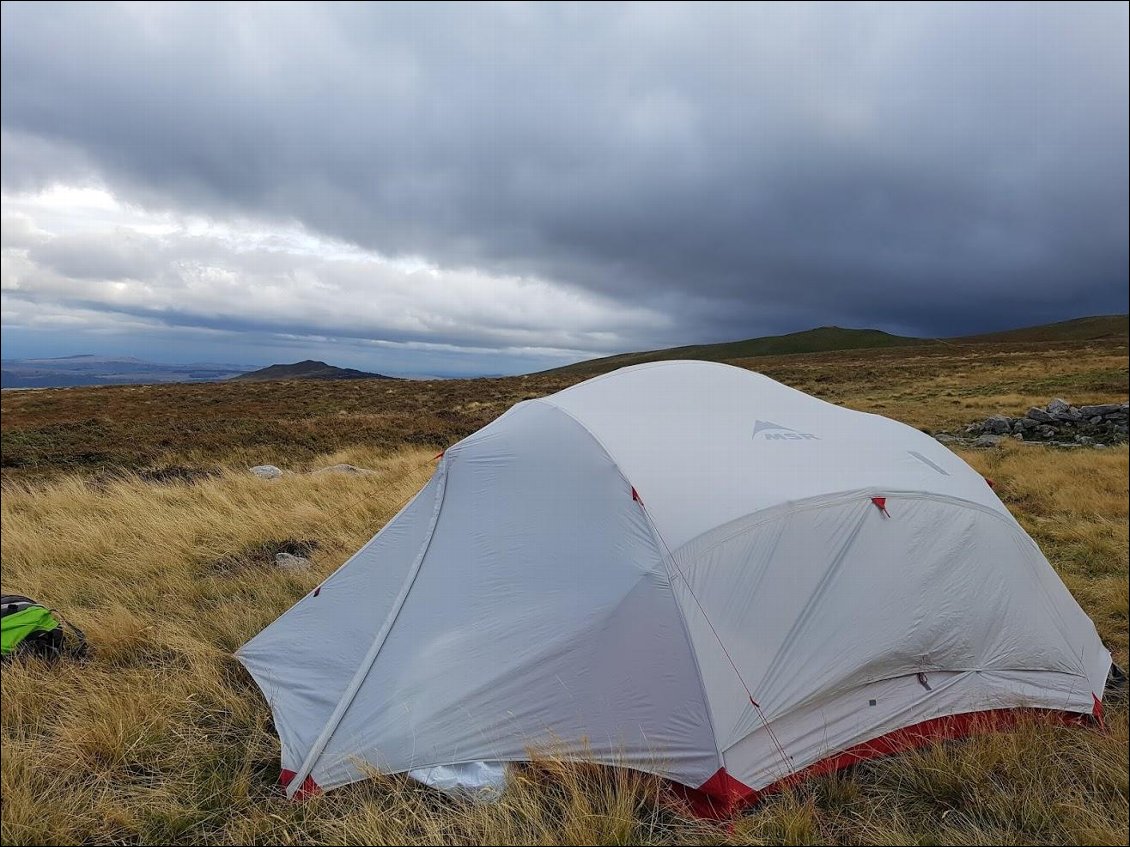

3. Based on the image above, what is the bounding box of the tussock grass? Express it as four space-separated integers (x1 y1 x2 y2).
2 444 1126 845
2 339 1128 844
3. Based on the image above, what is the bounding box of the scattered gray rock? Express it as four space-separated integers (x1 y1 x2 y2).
973 434 1005 448
983 414 1013 434
1079 403 1123 418
1047 398 1071 416
275 552 312 570
250 465 283 480
1094 443 1108 449
939 397 1129 448
313 463 376 476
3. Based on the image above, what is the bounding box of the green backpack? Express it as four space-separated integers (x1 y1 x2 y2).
1 595 87 662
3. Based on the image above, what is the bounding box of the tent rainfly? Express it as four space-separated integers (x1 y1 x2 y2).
238 361 1112 815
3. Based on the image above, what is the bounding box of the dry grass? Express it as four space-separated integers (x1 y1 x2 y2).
1 340 1128 845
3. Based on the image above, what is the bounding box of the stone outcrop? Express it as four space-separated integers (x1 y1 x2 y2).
943 399 1128 448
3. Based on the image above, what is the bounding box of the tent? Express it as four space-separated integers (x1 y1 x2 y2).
237 360 1112 813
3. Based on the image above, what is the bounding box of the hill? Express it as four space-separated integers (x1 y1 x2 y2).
544 314 1129 376
958 314 1129 344
231 360 395 382
542 326 925 376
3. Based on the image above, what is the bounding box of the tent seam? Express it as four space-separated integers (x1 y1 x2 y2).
671 488 1022 564
531 398 728 776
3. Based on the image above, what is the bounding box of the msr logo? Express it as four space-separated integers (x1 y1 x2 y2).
752 420 820 441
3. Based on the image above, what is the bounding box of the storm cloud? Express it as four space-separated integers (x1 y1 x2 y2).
2 2 1127 374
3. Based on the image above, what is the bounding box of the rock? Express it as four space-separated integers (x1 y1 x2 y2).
275 552 312 570
983 414 1013 434
1094 443 1108 449
934 433 958 444
1078 403 1122 418
313 463 375 476
250 465 283 480
964 398 1129 449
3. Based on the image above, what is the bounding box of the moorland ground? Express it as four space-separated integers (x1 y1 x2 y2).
1 336 1127 845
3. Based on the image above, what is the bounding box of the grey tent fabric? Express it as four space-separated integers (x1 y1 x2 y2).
238 362 1111 800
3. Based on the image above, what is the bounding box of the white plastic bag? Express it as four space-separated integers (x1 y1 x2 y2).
408 760 508 802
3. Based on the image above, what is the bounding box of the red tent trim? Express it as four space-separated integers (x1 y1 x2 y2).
280 768 321 800
673 701 1102 819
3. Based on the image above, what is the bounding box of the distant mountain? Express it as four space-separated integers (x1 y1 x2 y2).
542 314 1129 376
1 356 250 389
230 360 396 382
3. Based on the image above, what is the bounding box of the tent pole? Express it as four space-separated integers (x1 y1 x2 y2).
285 460 450 798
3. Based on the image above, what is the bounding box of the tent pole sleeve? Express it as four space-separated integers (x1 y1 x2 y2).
285 460 450 798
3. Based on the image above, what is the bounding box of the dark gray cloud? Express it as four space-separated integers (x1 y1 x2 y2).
1 2 1127 370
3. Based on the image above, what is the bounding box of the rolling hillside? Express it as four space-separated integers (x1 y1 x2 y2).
545 314 1129 376
542 327 925 376
960 314 1129 344
1 334 1127 846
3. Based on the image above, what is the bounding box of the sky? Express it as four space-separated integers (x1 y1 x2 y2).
1 2 1127 377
